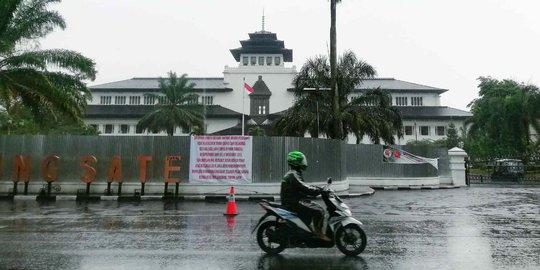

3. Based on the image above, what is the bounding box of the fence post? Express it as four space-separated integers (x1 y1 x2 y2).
448 147 468 186
464 157 470 186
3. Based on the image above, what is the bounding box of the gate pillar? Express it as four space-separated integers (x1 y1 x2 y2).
449 147 468 186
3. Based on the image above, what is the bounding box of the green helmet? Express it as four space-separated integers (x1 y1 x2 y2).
287 151 308 170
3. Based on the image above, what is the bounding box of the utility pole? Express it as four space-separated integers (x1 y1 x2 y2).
330 0 341 139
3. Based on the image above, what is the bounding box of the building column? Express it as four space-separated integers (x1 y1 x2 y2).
448 147 468 186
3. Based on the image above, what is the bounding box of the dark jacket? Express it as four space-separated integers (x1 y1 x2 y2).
280 169 320 211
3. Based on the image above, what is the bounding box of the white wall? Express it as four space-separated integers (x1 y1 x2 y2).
349 119 467 145
89 92 147 105
389 92 441 106
221 65 297 114
86 118 238 136
205 118 239 134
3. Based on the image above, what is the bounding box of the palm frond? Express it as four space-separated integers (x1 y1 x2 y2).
138 72 203 136
1 49 96 79
1 0 65 53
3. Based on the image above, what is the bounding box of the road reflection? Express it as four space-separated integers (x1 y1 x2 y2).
256 254 369 270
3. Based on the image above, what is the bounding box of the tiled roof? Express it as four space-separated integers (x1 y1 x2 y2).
271 106 471 120
397 106 471 119
287 78 448 93
90 77 230 92
85 105 242 119
230 31 293 62
356 78 447 93
92 77 445 94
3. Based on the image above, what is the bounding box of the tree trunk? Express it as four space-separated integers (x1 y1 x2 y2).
330 0 342 140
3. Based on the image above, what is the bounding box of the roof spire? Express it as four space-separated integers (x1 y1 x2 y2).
262 8 265 31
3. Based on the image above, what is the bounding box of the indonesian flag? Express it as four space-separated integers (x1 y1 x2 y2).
244 83 254 93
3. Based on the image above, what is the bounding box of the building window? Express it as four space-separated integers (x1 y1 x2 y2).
186 96 198 104
420 126 430 136
182 126 190 134
129 96 140 105
157 96 167 104
115 96 126 105
395 96 408 106
120 124 130 134
405 126 413 136
266 57 272 66
436 126 445 136
274 57 281 66
258 56 264 65
257 105 267 115
242 56 248 66
250 56 256 65
100 96 112 105
201 96 213 105
136 125 143 134
411 97 423 106
144 96 155 105
104 124 114 134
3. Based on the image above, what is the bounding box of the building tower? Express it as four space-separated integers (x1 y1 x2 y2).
249 75 272 125
222 19 296 119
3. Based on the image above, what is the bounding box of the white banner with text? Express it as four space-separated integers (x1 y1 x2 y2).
189 136 252 183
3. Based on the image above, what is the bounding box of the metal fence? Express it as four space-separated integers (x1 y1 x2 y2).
0 136 447 187
345 144 447 178
0 135 192 184
466 157 540 184
252 136 345 183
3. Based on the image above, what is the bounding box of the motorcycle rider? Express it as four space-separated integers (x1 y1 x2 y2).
280 151 331 241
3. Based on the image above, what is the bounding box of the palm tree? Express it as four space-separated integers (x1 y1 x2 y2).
274 51 403 144
0 0 96 124
345 89 403 144
137 72 203 136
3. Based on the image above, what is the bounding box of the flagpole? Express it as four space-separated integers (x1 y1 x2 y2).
242 77 245 136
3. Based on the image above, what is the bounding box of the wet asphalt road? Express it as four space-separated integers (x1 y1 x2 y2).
0 187 539 270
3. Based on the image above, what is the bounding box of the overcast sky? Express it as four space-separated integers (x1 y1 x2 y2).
41 0 540 111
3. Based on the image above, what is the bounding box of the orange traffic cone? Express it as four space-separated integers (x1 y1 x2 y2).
225 215 237 233
224 186 238 216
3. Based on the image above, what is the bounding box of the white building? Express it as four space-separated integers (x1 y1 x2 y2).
85 28 471 144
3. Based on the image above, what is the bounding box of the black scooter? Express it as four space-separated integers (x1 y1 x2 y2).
252 178 367 256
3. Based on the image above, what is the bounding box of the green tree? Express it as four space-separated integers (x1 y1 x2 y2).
446 123 460 149
189 125 205 136
466 77 540 158
0 104 98 135
406 139 447 149
274 51 403 144
248 126 265 136
0 0 96 125
137 72 203 136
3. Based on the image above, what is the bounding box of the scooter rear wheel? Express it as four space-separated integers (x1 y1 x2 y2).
256 221 286 255
335 224 367 256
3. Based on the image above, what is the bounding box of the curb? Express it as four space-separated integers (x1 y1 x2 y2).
371 185 460 190
1 192 369 202
0 194 282 202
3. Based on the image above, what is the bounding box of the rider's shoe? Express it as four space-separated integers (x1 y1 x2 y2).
316 232 332 242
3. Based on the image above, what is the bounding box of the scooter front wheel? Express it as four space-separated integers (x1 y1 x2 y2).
335 224 367 256
256 221 286 255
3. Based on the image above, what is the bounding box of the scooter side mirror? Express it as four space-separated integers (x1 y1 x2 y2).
327 177 332 184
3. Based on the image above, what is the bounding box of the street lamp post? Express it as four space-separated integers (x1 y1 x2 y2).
303 87 331 137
